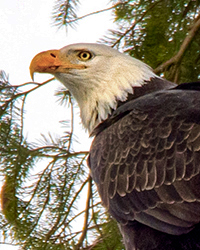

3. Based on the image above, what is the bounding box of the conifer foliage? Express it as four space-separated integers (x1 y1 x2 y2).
1 1 200 249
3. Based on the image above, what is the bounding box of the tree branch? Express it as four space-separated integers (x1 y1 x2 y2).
111 0 163 47
66 4 118 24
154 14 200 75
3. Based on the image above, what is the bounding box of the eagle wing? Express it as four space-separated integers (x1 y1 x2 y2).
88 89 200 235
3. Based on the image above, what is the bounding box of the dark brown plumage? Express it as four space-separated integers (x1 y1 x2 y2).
89 84 200 249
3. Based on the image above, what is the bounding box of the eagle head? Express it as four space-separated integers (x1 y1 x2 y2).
30 43 156 133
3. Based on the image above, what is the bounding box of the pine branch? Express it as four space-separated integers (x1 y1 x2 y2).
53 1 119 28
53 0 80 28
154 14 200 75
110 0 163 48
44 172 89 242
30 145 88 158
1 78 55 116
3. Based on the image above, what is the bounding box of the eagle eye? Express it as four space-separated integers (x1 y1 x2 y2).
78 51 92 61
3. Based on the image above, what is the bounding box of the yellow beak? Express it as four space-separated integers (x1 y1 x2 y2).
29 49 85 80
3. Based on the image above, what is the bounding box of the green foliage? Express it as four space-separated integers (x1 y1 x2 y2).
103 0 200 83
0 74 109 249
53 0 200 83
1 0 200 249
92 218 124 250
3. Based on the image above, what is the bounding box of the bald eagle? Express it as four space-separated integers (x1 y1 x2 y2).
30 43 200 250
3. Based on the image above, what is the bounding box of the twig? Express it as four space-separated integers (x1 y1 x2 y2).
6 77 55 103
30 143 88 158
68 93 74 152
66 4 118 24
19 94 26 144
0 242 19 246
75 175 92 250
15 77 55 88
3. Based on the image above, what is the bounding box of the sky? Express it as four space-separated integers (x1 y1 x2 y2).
0 0 115 145
0 0 114 249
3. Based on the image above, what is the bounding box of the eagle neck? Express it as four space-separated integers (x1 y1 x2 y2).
90 77 176 136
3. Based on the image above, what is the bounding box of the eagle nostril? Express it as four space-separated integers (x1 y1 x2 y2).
50 53 56 58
